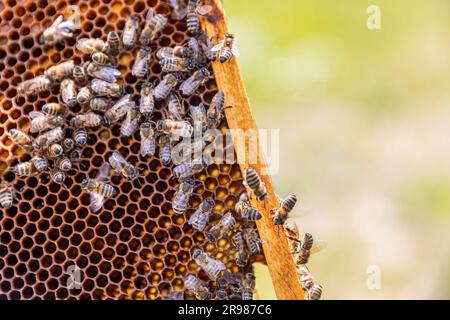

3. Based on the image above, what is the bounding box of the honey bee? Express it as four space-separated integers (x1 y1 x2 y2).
192 249 226 281
244 168 268 201
235 192 262 221
140 9 168 45
154 74 179 101
139 122 156 157
189 103 207 134
32 127 64 151
0 183 18 209
184 274 212 300
76 86 93 105
242 272 256 300
186 0 213 35
122 15 140 49
172 178 195 215
17 75 52 96
232 231 249 268
105 31 121 56
86 62 121 83
158 134 172 166
70 112 108 128
206 211 236 243
7 129 32 150
29 111 65 134
167 92 185 121
42 102 66 116
272 194 298 226
81 163 117 213
45 143 64 158
62 138 75 152
91 79 124 98
44 60 75 82
211 34 240 63
72 65 88 85
215 287 228 300
108 151 141 180
159 56 194 73
297 267 323 300
90 97 112 112
139 83 155 118
73 128 88 146
173 159 204 180
242 222 263 255
180 67 210 96
168 0 188 21
163 291 185 300
188 197 215 231
289 233 326 265
105 94 135 122
207 91 225 129
76 38 107 55
51 169 66 185
120 107 141 137
92 51 111 66
31 155 49 172
156 45 189 60
13 161 38 177
69 149 82 164
56 157 73 172
131 47 152 78
197 30 216 61
40 15 79 45
156 119 193 139
61 78 78 108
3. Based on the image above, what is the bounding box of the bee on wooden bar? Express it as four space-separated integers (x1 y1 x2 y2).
90 97 112 112
44 60 75 82
17 75 52 96
91 79 124 98
139 122 156 157
108 151 141 180
132 47 152 78
186 0 212 35
297 267 323 300
173 160 204 181
172 178 195 215
188 197 215 231
140 9 168 46
192 248 226 281
232 231 249 268
0 183 18 209
76 86 93 105
242 222 263 255
40 15 79 45
184 274 212 300
105 94 135 123
272 194 298 225
158 134 172 166
81 163 117 213
70 112 108 128
197 30 216 62
244 168 268 201
289 233 326 265
235 192 262 221
122 15 140 49
42 102 66 116
13 161 38 177
86 62 121 83
29 111 64 134
139 84 155 118
31 155 49 172
154 74 179 101
206 91 226 129
72 65 88 85
120 107 141 137
242 272 256 300
211 34 240 63
61 78 78 108
7 129 32 150
76 38 107 55
180 67 210 96
206 211 236 243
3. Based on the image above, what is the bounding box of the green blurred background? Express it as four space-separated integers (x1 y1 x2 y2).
224 0 450 299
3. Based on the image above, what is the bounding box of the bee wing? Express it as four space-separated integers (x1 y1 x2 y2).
231 44 240 57
89 192 105 213
145 8 154 22
110 151 127 165
52 15 64 27
311 240 327 254
196 5 213 15
95 163 111 182
211 41 224 52
90 65 120 83
156 47 174 59
29 111 45 119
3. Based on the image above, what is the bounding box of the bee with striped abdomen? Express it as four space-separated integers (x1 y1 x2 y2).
42 102 66 116
13 161 38 177
154 74 179 101
120 107 141 137
172 178 195 215
180 67 210 96
272 194 298 225
17 75 52 96
244 168 268 201
211 34 240 63
91 79 123 98
76 86 93 105
29 111 65 134
242 272 256 300
51 169 66 185
289 233 326 265
173 159 204 180
7 129 32 150
206 211 236 243
40 15 79 45
32 127 64 151
188 197 215 231
69 149 82 164
192 248 226 281
90 97 112 112
31 155 49 172
72 65 88 85
122 15 140 49
81 163 117 213
105 31 120 56
61 78 78 108
235 192 262 221
242 222 263 255
76 38 106 55
158 134 172 166
56 157 73 172
167 92 185 121
139 122 157 157
159 56 194 73
140 9 168 45
206 91 226 129
0 183 18 209
44 143 64 158
70 112 108 128
297 267 323 300
62 138 75 152
44 60 75 82
186 0 212 35
156 118 193 139
92 51 111 66
139 83 155 118
86 62 121 83
232 231 249 268
197 30 216 61
108 151 142 180
73 128 88 146
132 47 152 78
184 274 212 300
189 103 207 135
105 94 135 123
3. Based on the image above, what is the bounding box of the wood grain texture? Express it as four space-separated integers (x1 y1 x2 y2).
200 0 304 300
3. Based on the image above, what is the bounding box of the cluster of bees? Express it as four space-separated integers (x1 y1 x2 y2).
1 0 323 300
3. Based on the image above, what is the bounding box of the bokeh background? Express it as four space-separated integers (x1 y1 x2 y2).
225 0 450 299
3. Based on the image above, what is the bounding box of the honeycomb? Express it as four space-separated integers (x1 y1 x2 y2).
0 0 264 300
